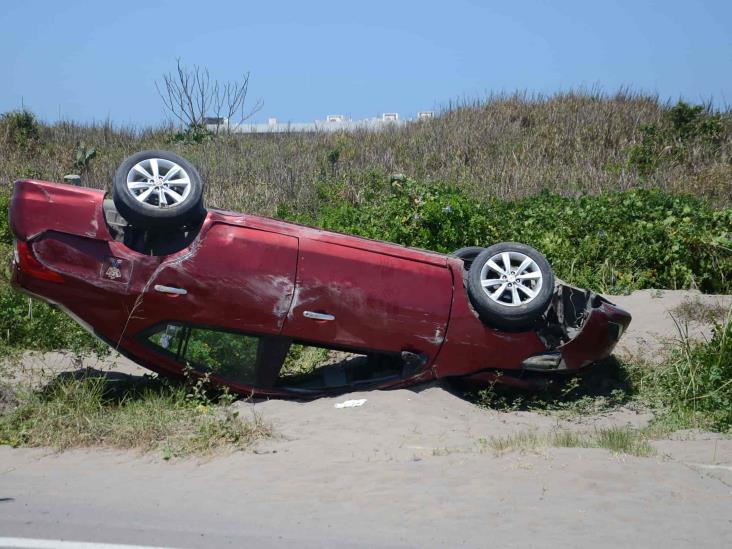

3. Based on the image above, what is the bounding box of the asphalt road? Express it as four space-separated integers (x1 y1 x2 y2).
1 431 731 548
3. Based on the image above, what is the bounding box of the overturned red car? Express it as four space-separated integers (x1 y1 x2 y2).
9 150 631 397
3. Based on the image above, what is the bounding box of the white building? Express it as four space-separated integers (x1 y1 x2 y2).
206 111 435 133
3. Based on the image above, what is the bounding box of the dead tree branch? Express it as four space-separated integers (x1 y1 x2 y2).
156 59 262 132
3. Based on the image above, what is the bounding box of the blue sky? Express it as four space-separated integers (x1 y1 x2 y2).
1 0 730 125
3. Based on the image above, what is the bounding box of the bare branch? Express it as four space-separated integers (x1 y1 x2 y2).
155 60 262 133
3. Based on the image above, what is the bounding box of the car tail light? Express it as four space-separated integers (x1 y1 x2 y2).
13 240 65 283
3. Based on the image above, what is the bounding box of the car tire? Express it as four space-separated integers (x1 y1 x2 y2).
467 242 554 330
451 246 485 270
112 150 205 230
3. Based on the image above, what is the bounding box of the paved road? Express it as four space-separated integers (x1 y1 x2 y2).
2 380 732 548
1 439 731 549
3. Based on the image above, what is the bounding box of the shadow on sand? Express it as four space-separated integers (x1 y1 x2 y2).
445 356 635 410
25 353 634 412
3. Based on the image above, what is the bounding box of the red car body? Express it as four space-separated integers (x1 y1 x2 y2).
10 179 631 397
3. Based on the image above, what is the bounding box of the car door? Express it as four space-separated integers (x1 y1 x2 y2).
130 222 298 336
281 238 453 358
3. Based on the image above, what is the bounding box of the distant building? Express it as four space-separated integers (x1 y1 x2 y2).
205 111 436 133
202 116 228 128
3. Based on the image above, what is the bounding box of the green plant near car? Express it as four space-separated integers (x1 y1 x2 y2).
285 178 732 294
628 314 732 431
472 316 732 433
72 142 97 172
0 372 271 456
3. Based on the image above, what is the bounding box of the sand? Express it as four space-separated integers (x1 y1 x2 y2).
609 289 731 361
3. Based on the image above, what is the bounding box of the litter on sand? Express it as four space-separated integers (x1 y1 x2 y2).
334 399 367 409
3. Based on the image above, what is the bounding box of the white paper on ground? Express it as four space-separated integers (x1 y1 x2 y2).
334 399 367 409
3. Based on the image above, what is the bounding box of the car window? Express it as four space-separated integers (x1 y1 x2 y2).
147 323 259 384
149 323 186 356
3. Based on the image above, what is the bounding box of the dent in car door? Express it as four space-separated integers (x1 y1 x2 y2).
282 238 453 357
136 223 298 335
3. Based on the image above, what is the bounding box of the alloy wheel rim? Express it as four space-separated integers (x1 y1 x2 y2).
479 251 543 307
126 158 191 208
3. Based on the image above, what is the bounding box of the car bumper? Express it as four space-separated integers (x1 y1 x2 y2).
553 300 631 370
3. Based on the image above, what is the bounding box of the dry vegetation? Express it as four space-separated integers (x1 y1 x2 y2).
1 90 730 216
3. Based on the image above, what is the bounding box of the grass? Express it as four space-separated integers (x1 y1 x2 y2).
626 313 732 432
469 357 634 417
0 371 272 458
671 298 728 324
480 427 656 458
1 91 730 218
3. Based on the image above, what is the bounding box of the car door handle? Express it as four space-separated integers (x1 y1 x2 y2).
154 284 188 295
303 310 335 321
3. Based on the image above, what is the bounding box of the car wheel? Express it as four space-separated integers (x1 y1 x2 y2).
467 242 554 330
112 150 205 230
450 246 485 270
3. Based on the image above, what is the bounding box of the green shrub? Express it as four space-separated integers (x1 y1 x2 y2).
285 178 732 294
0 110 40 150
628 101 725 178
0 186 11 246
168 124 213 145
72 142 96 172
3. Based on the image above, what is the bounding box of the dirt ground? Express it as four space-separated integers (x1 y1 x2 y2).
1 289 731 548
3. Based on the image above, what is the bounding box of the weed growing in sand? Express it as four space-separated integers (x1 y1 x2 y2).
481 427 656 457
627 314 732 432
0 373 271 456
472 314 732 433
671 298 728 325
471 358 632 417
